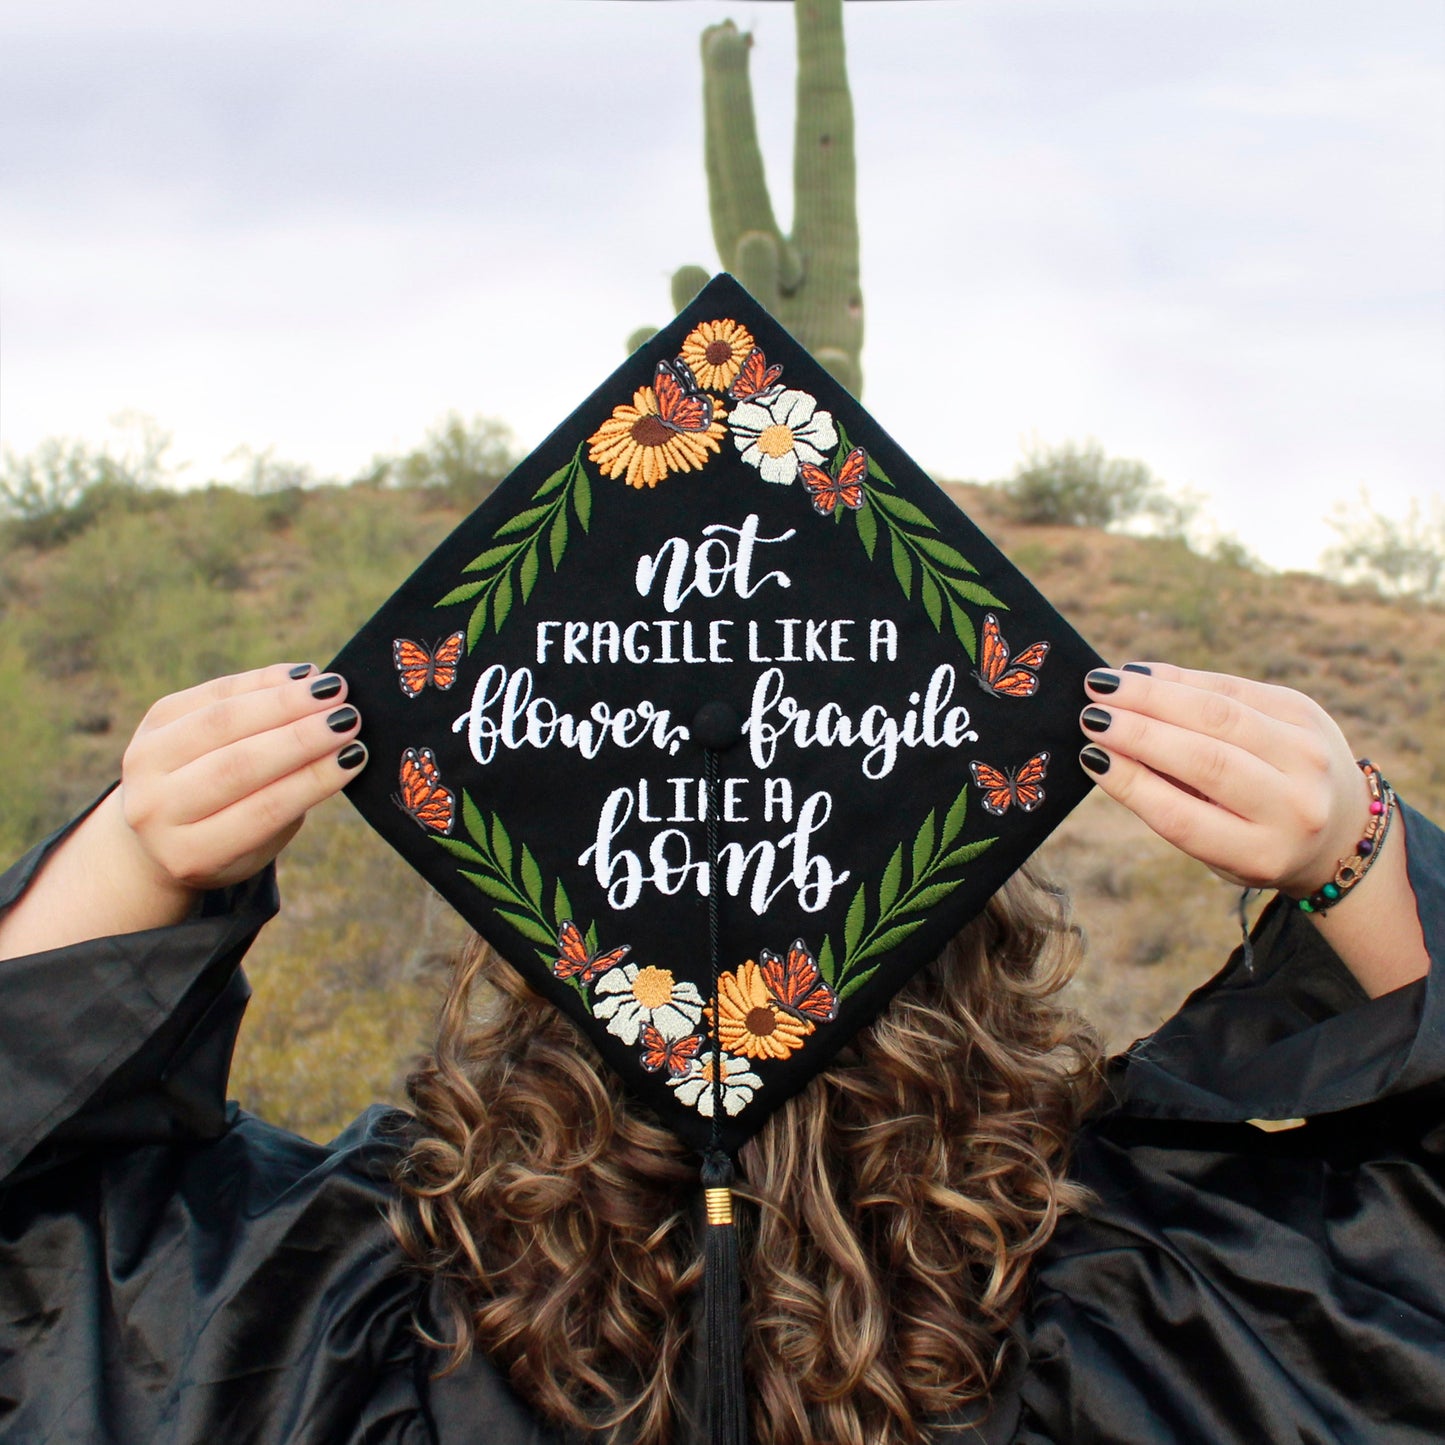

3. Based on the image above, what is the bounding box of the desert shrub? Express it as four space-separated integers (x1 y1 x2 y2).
363 412 516 509
1323 495 1444 604
1002 439 1194 534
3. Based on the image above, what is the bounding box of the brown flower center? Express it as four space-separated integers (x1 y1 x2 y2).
631 414 673 448
630 966 675 1010
744 1006 777 1037
705 339 735 365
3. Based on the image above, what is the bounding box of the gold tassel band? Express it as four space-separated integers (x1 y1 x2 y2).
705 1186 734 1226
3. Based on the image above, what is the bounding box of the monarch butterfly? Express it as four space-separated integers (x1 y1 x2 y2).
799 447 867 516
392 631 465 699
727 347 784 402
392 747 456 834
970 752 1050 816
759 939 838 1025
552 919 632 985
640 1025 703 1077
654 358 715 433
972 614 1050 700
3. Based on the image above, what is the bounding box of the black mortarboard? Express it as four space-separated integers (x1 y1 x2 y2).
330 274 1102 1443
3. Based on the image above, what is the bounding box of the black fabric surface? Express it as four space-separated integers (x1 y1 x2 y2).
2 801 1443 1443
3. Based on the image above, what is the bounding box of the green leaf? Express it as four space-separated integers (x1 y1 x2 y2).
433 836 485 864
911 534 973 572
872 490 938 530
462 791 488 849
843 883 868 958
878 844 903 916
459 869 524 904
520 538 541 602
920 571 943 630
493 504 551 538
553 878 574 929
490 814 514 873
853 918 927 963
938 836 998 871
531 461 571 498
467 595 489 650
491 568 513 631
573 464 592 532
435 579 486 607
497 908 557 948
866 453 893 487
911 810 936 881
835 421 852 456
837 965 879 1002
520 844 544 911
946 578 1007 610
548 506 569 570
855 497 878 559
817 935 836 986
586 920 599 951
947 595 977 661
941 785 969 848
890 530 914 599
463 543 519 574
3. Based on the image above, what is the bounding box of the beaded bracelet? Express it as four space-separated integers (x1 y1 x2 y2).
1294 758 1394 915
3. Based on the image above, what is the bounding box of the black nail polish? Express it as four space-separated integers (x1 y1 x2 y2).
1080 745 1111 776
1122 663 1152 676
1086 670 1120 695
310 674 343 700
326 706 359 734
289 663 315 680
1081 706 1112 734
337 742 367 770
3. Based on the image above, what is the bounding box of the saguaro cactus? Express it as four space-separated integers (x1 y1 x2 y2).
633 0 865 396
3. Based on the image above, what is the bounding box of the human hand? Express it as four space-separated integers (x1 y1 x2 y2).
117 662 369 896
1076 663 1369 897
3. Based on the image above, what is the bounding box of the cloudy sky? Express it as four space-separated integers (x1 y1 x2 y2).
2 0 1441 570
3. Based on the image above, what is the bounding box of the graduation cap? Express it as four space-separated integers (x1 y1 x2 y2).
330 274 1102 1443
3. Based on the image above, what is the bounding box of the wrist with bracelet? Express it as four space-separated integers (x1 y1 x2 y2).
1290 758 1394 916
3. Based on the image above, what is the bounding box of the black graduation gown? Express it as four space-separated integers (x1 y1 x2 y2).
2 796 1443 1444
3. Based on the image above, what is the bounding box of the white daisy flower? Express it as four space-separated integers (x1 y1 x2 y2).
728 388 838 486
592 963 704 1046
669 1050 763 1118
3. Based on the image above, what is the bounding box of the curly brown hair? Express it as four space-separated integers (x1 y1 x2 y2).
391 867 1102 1444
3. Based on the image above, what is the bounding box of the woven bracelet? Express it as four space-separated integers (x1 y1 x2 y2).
1293 758 1394 915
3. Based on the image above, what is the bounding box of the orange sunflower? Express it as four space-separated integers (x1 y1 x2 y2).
710 960 814 1061
587 386 727 489
680 319 755 393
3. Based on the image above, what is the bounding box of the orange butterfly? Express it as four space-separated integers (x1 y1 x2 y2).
552 919 631 985
799 447 867 516
727 346 784 401
759 939 838 1025
640 1025 703 1077
654 358 715 433
972 614 1050 700
393 747 456 834
392 631 465 699
970 753 1050 817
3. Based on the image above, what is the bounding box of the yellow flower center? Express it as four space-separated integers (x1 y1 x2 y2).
631 966 675 1010
757 423 795 458
698 1060 718 1084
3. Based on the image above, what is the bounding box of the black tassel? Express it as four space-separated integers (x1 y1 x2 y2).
700 1150 748 1445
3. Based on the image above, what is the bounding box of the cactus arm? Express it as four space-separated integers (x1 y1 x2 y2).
790 0 862 392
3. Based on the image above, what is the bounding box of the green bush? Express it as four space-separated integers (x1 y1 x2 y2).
1324 495 1444 604
363 412 516 509
1001 440 1194 534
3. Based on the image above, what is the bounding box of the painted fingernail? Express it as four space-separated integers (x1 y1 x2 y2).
1086 670 1120 695
337 742 367 770
326 706 359 734
289 663 316 679
310 674 343 700
1122 663 1152 676
1080 745 1111 776
1081 706 1112 734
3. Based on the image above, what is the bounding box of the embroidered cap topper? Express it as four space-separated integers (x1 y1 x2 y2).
331 274 1102 1155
